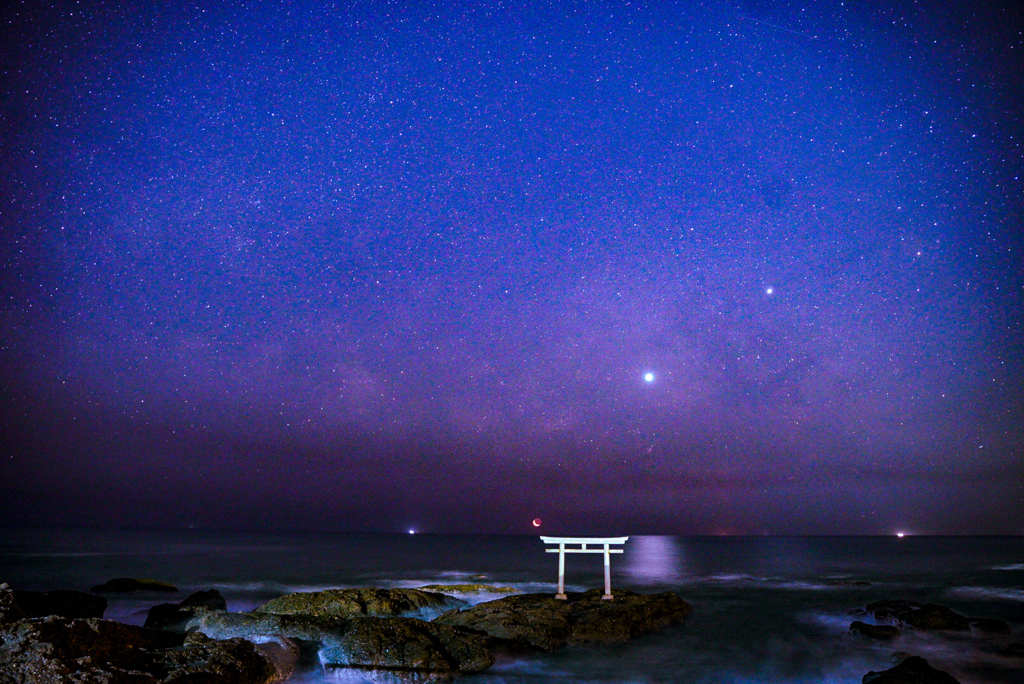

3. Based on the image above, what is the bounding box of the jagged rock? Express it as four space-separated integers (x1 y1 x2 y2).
889 651 911 665
433 588 691 652
12 590 107 619
967 616 1009 633
253 587 459 618
0 615 279 684
864 600 970 631
90 578 178 594
0 583 26 624
850 621 900 640
186 611 493 680
145 588 227 630
862 655 960 683
320 617 494 676
417 584 519 595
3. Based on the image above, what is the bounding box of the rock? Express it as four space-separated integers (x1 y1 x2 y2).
320 616 494 677
157 631 283 683
0 615 279 684
862 655 960 683
850 621 900 640
433 588 691 652
12 590 107 619
864 600 970 632
999 642 1024 658
253 587 459 618
145 588 227 630
967 616 1010 633
0 583 26 624
417 584 519 595
889 651 911 665
187 610 493 680
90 578 178 594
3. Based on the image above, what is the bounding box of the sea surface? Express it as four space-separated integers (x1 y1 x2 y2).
1 530 1022 683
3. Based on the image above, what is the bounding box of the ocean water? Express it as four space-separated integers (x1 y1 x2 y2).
1 530 1022 683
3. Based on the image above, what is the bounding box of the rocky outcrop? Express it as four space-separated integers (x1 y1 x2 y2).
0 615 281 683
849 621 899 640
320 617 494 677
432 588 691 652
186 610 493 680
862 655 960 683
90 578 178 594
12 590 107 619
145 588 227 630
0 584 25 624
253 587 460 619
865 601 970 631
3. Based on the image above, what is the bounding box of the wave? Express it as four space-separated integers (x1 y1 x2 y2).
946 586 1024 602
990 563 1024 571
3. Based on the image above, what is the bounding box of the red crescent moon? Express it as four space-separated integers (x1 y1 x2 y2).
532 518 542 527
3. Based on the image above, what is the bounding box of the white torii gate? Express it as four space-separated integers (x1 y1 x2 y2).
540 536 629 600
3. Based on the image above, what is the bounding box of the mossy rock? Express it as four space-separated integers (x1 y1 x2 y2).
254 587 458 618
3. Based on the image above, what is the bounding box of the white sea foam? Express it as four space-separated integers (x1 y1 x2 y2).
946 586 1024 602
990 563 1024 570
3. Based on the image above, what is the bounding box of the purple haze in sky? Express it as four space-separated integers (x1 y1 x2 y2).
2 1 1022 534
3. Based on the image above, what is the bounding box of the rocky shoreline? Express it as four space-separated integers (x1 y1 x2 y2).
0 582 692 683
3 579 1021 683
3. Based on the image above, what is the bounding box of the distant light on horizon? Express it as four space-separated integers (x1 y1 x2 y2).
896 532 905 538
408 529 415 535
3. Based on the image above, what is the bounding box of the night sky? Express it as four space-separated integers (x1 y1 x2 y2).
2 1 1022 535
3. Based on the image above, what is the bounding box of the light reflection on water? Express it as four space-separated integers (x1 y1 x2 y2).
624 535 684 584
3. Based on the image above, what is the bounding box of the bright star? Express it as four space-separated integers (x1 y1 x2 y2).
766 287 774 295
644 372 654 382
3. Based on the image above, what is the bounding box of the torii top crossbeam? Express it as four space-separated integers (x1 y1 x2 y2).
539 536 629 600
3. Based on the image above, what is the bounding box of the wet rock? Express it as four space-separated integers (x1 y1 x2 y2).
145 588 227 630
0 583 26 624
864 600 970 631
850 621 900 640
862 655 960 683
433 588 691 652
966 616 1009 633
253 587 459 618
187 610 493 680
889 651 911 665
320 617 493 677
90 578 178 594
12 590 107 619
0 615 279 684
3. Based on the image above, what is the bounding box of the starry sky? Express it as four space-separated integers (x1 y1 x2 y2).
2 0 1022 535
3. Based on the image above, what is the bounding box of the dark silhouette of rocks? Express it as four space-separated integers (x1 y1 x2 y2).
966 616 1010 633
11 590 107 620
433 588 691 652
144 588 228 630
862 655 960 683
0 615 280 683
849 620 899 640
865 600 970 631
90 578 179 594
